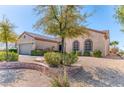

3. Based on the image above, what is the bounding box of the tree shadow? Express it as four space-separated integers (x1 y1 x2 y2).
94 67 124 87
69 67 124 87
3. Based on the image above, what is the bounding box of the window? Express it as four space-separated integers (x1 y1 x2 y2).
73 40 79 51
84 39 93 52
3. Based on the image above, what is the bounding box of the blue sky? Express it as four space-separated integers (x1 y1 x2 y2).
0 5 123 50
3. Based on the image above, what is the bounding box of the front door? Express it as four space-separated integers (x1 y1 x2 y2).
59 44 62 52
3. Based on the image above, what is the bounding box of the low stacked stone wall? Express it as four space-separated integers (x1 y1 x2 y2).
0 62 53 76
0 62 82 77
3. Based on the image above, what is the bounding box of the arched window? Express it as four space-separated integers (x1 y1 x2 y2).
84 39 93 52
73 40 79 51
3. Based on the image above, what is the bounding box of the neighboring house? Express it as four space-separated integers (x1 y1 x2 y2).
17 28 110 56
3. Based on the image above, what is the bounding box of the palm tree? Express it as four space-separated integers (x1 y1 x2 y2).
0 17 17 61
110 41 119 48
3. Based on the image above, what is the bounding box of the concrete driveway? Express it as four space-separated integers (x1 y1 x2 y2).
19 55 44 63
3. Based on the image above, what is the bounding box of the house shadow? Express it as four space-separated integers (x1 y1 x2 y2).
69 67 124 87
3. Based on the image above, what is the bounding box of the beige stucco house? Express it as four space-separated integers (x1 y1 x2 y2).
17 28 110 56
17 32 59 55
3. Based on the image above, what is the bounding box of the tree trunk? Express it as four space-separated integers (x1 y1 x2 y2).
5 41 9 62
4 29 8 62
61 37 65 53
61 37 67 78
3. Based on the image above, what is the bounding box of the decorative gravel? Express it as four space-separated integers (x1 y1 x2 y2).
1 57 124 87
69 57 124 87
0 69 51 87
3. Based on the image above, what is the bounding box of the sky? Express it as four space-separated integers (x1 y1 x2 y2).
0 5 123 50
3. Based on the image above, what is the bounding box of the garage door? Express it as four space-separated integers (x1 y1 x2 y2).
19 43 33 55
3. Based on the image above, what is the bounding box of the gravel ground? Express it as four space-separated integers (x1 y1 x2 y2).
1 57 124 87
0 69 51 87
70 57 124 87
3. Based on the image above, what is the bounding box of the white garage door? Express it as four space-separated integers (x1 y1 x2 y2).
19 43 33 55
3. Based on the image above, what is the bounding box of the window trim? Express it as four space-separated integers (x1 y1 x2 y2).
84 39 93 52
73 40 80 51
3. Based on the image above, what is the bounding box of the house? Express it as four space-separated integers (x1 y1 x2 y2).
17 28 110 56
16 32 59 55
64 28 110 56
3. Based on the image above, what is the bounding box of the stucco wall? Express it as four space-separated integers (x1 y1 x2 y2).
35 40 58 50
65 31 110 56
16 33 36 52
17 31 109 56
17 34 35 44
17 33 59 51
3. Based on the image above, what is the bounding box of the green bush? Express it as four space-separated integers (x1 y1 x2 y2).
44 52 61 67
83 51 91 56
51 74 70 87
73 51 82 56
62 52 78 66
118 50 124 56
93 50 102 57
77 51 83 56
9 48 17 53
44 52 78 67
31 50 47 56
0 52 18 61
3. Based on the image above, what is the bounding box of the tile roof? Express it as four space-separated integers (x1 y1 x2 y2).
18 28 109 43
19 32 60 43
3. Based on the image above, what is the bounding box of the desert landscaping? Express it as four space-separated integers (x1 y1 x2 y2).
0 56 124 87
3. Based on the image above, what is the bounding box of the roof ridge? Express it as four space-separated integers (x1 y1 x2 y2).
86 28 109 34
23 31 59 43
24 31 54 39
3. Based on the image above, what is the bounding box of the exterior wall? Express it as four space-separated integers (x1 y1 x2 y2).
16 33 36 53
65 31 110 56
17 33 59 52
104 37 110 56
35 39 58 51
17 30 110 56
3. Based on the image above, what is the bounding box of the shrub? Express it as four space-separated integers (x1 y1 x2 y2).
77 51 83 56
93 50 102 57
9 48 17 53
31 50 47 56
8 52 19 61
0 52 18 61
83 51 91 56
62 52 78 66
51 74 70 87
44 52 61 67
73 51 82 56
118 50 124 56
45 52 78 67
